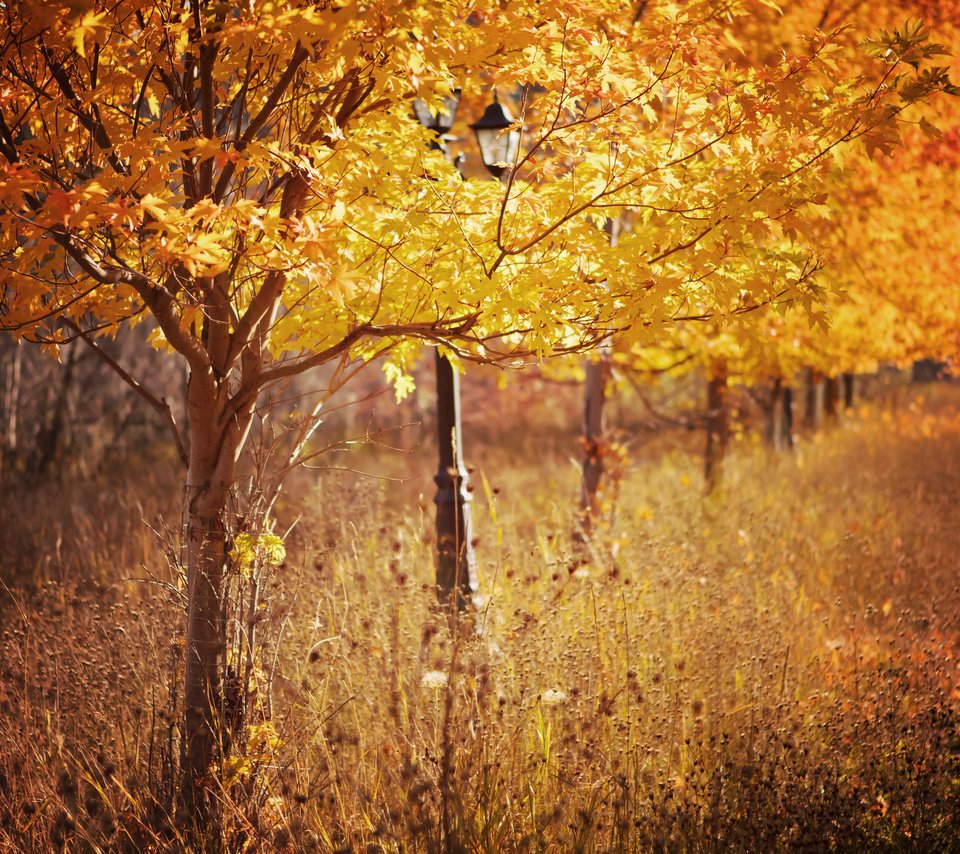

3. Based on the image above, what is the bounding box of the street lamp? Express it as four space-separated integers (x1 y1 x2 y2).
412 88 478 612
410 89 523 609
469 93 521 180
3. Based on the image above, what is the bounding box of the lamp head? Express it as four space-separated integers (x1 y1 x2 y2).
469 94 521 179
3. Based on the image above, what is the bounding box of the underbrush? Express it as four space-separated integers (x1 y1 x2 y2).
1 393 959 851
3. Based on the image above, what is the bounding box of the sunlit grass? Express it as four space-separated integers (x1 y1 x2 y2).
2 387 959 850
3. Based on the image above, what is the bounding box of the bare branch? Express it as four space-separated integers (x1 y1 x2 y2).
213 43 309 202
64 319 189 467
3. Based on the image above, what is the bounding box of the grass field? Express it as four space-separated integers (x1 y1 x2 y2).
1 384 959 851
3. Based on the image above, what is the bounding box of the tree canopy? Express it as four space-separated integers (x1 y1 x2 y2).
2 0 952 391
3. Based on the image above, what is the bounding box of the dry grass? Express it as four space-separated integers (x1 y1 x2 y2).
1 386 959 851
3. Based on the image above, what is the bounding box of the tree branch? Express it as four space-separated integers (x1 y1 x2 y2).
64 319 189 467
213 43 309 202
223 169 310 371
40 44 130 177
26 216 211 373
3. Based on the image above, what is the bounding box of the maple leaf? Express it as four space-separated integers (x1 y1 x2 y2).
71 11 108 58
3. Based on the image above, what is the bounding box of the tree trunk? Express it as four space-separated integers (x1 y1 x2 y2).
804 368 823 431
767 378 794 452
579 350 610 537
181 497 229 820
2 344 22 471
32 344 78 477
781 385 794 450
578 219 619 539
704 361 729 495
178 368 250 828
824 375 840 421
842 373 855 410
4 344 21 451
177 172 305 830
911 359 944 383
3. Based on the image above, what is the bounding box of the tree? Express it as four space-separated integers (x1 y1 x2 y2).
1 0 951 825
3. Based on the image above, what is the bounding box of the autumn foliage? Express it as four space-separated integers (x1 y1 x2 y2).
2 0 960 842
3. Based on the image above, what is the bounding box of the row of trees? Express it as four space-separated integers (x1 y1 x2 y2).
572 2 960 506
2 0 958 837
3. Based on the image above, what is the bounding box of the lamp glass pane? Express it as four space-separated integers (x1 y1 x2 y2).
474 127 502 167
475 127 521 170
503 128 520 165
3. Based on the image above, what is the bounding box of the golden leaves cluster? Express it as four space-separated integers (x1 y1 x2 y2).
0 0 953 389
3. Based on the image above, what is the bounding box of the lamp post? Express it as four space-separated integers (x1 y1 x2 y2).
413 90 478 611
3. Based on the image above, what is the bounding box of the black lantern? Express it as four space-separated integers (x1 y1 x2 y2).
412 88 462 148
469 93 521 180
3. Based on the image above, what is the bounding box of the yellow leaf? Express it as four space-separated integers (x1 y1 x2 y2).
72 12 107 59
139 193 170 222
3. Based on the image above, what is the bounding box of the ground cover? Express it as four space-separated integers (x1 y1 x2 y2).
1 388 958 851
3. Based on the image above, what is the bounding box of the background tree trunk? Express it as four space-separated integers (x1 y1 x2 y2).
804 368 824 432
579 351 611 535
781 385 795 450
824 375 840 421
2 344 21 469
704 361 729 494
767 378 794 452
842 373 855 410
31 344 78 477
